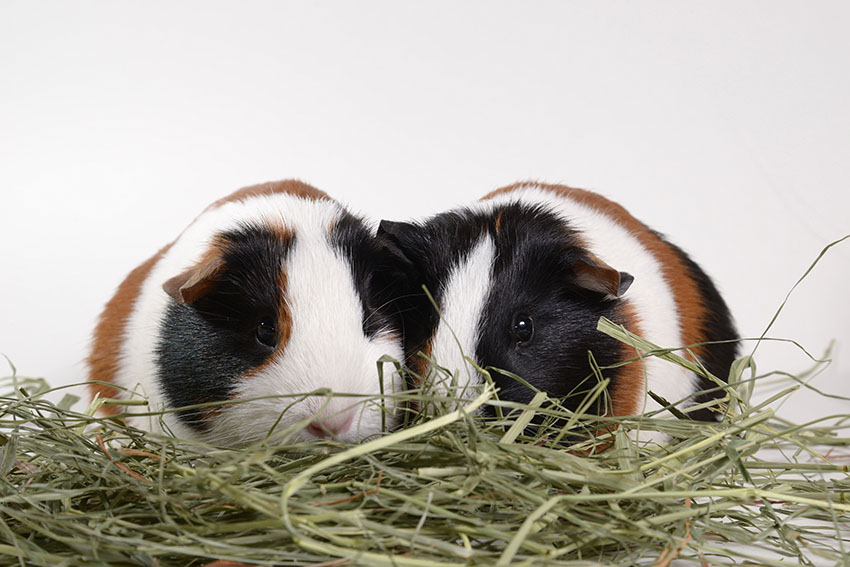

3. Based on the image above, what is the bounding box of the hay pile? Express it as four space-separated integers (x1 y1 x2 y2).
2 312 849 567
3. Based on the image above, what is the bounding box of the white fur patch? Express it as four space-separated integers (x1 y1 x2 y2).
427 236 495 405
112 193 404 445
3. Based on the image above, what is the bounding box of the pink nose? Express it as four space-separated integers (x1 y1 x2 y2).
306 413 354 438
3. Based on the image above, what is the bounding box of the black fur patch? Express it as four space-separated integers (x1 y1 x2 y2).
156 224 292 431
330 211 400 339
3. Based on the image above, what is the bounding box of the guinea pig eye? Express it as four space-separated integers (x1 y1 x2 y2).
255 316 278 348
512 314 534 344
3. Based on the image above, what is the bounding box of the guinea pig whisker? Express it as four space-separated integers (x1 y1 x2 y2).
362 301 419 325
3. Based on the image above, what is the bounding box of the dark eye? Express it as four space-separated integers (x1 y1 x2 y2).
256 316 278 348
512 314 534 344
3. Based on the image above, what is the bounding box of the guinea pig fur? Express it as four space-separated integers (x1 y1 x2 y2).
377 182 738 428
87 180 405 446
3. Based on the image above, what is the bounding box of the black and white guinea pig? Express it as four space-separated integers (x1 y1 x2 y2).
87 180 405 446
377 182 738 427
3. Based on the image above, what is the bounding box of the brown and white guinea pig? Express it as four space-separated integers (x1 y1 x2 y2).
377 182 738 429
87 180 405 446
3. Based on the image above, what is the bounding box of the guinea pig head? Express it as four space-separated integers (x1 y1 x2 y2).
157 214 404 446
377 203 634 414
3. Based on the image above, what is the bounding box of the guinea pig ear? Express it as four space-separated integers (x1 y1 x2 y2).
572 256 634 300
376 220 420 268
162 253 227 305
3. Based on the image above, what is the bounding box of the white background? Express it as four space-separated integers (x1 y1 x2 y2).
1 1 848 421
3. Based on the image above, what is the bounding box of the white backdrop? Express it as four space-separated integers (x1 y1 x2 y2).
1 1 848 422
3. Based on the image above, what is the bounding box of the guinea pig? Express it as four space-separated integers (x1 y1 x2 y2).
87 180 405 446
377 181 738 428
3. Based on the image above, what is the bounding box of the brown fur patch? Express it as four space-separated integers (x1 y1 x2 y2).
273 230 295 363
493 210 504 234
569 300 645 452
88 244 172 414
410 340 433 387
206 179 330 212
196 400 228 421
609 299 646 416
403 340 433 414
483 182 708 363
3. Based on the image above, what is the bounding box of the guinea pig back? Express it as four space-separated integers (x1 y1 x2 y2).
87 180 405 446
378 181 738 422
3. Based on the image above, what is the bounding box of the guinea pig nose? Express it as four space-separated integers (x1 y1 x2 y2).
306 412 354 439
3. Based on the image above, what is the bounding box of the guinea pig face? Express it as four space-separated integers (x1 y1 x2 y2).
378 203 633 414
121 194 405 447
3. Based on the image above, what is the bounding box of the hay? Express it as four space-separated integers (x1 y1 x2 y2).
2 236 848 567
2 333 849 567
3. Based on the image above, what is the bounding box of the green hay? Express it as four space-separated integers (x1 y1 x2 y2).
2 236 848 567
2 334 849 567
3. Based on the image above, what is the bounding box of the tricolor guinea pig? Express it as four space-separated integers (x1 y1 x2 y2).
87 180 405 446
377 182 738 425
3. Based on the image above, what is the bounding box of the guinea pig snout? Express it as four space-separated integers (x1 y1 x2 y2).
306 412 354 439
